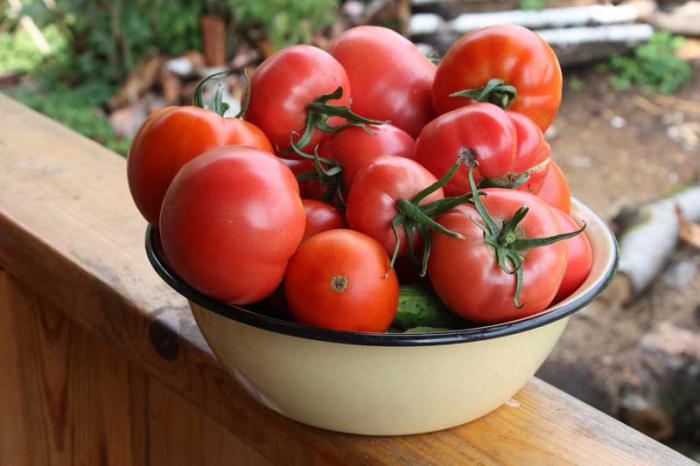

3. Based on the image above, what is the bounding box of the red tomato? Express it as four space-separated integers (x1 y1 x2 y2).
537 160 571 213
508 111 551 194
128 106 272 225
552 209 593 304
301 199 345 242
319 123 415 189
346 156 443 260
159 146 305 304
330 26 436 137
429 189 568 323
413 103 517 196
245 45 351 153
284 229 399 332
280 157 325 200
433 24 562 131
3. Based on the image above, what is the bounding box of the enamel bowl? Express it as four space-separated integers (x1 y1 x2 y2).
146 198 617 436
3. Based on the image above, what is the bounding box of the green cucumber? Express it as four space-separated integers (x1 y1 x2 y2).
392 285 463 331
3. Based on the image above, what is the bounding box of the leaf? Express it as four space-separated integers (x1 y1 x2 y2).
675 204 700 249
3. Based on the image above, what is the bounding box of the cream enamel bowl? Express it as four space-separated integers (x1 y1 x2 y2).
146 198 617 436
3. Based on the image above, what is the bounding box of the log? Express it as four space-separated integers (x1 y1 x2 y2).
609 186 700 304
201 15 227 67
619 322 700 442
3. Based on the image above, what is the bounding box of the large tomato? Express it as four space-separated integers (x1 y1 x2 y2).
346 156 444 263
246 45 379 154
429 185 573 323
536 160 571 213
319 123 415 189
433 24 562 131
159 146 305 304
127 106 272 225
552 209 593 304
284 229 398 332
301 199 345 242
330 26 436 137
509 111 551 194
413 103 517 196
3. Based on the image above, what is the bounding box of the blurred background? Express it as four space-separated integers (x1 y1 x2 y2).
1 0 698 459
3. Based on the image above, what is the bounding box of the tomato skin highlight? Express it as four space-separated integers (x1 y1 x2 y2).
536 160 571 213
127 106 273 225
433 24 562 131
413 103 517 196
246 45 351 153
330 25 436 137
508 111 551 194
428 189 567 323
159 146 305 304
552 209 593 304
301 199 345 242
284 229 399 332
346 156 443 258
319 124 415 189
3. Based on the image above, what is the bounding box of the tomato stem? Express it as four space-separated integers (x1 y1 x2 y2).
465 163 585 308
388 158 478 277
292 87 387 151
450 78 517 109
193 70 232 117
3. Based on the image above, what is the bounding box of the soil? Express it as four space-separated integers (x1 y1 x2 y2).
536 63 700 458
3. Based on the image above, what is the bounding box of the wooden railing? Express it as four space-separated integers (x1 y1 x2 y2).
0 94 693 465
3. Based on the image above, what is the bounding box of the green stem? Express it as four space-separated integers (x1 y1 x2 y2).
450 78 517 109
193 70 232 116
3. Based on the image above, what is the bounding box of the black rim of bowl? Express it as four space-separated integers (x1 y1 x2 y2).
145 218 618 347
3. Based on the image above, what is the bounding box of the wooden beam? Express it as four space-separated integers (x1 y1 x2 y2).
0 94 693 464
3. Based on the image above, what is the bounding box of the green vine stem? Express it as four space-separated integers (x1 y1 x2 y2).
193 69 251 118
389 159 479 277
450 78 517 109
292 87 387 150
465 162 585 308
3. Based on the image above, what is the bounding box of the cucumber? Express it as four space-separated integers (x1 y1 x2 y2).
392 285 463 331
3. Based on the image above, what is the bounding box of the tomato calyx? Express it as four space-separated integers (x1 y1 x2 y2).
193 70 251 118
293 87 387 150
330 275 349 292
450 78 517 110
466 163 585 308
390 159 478 277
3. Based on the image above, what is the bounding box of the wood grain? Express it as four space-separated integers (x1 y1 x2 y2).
0 94 694 465
0 269 269 466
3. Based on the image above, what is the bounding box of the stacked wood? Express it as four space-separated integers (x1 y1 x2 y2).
619 321 700 442
408 4 655 65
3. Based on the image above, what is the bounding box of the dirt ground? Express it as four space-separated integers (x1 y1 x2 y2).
536 63 700 456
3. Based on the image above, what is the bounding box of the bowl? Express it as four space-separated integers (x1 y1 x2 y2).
146 198 617 435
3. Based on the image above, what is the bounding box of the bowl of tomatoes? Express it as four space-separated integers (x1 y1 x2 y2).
132 24 617 435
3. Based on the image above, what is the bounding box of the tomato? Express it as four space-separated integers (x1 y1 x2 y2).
284 229 399 332
159 146 305 304
536 160 571 213
319 123 415 189
508 111 551 194
429 170 575 323
301 199 345 242
127 106 272 225
330 25 436 137
433 24 562 131
552 209 593 304
413 103 517 196
346 156 444 262
246 45 380 155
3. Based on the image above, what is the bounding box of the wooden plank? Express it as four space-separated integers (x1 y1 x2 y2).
0 269 270 466
0 94 693 465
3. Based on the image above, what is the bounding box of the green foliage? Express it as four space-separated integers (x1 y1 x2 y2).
225 0 338 51
568 77 583 92
3 81 131 155
603 32 692 94
519 0 545 11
